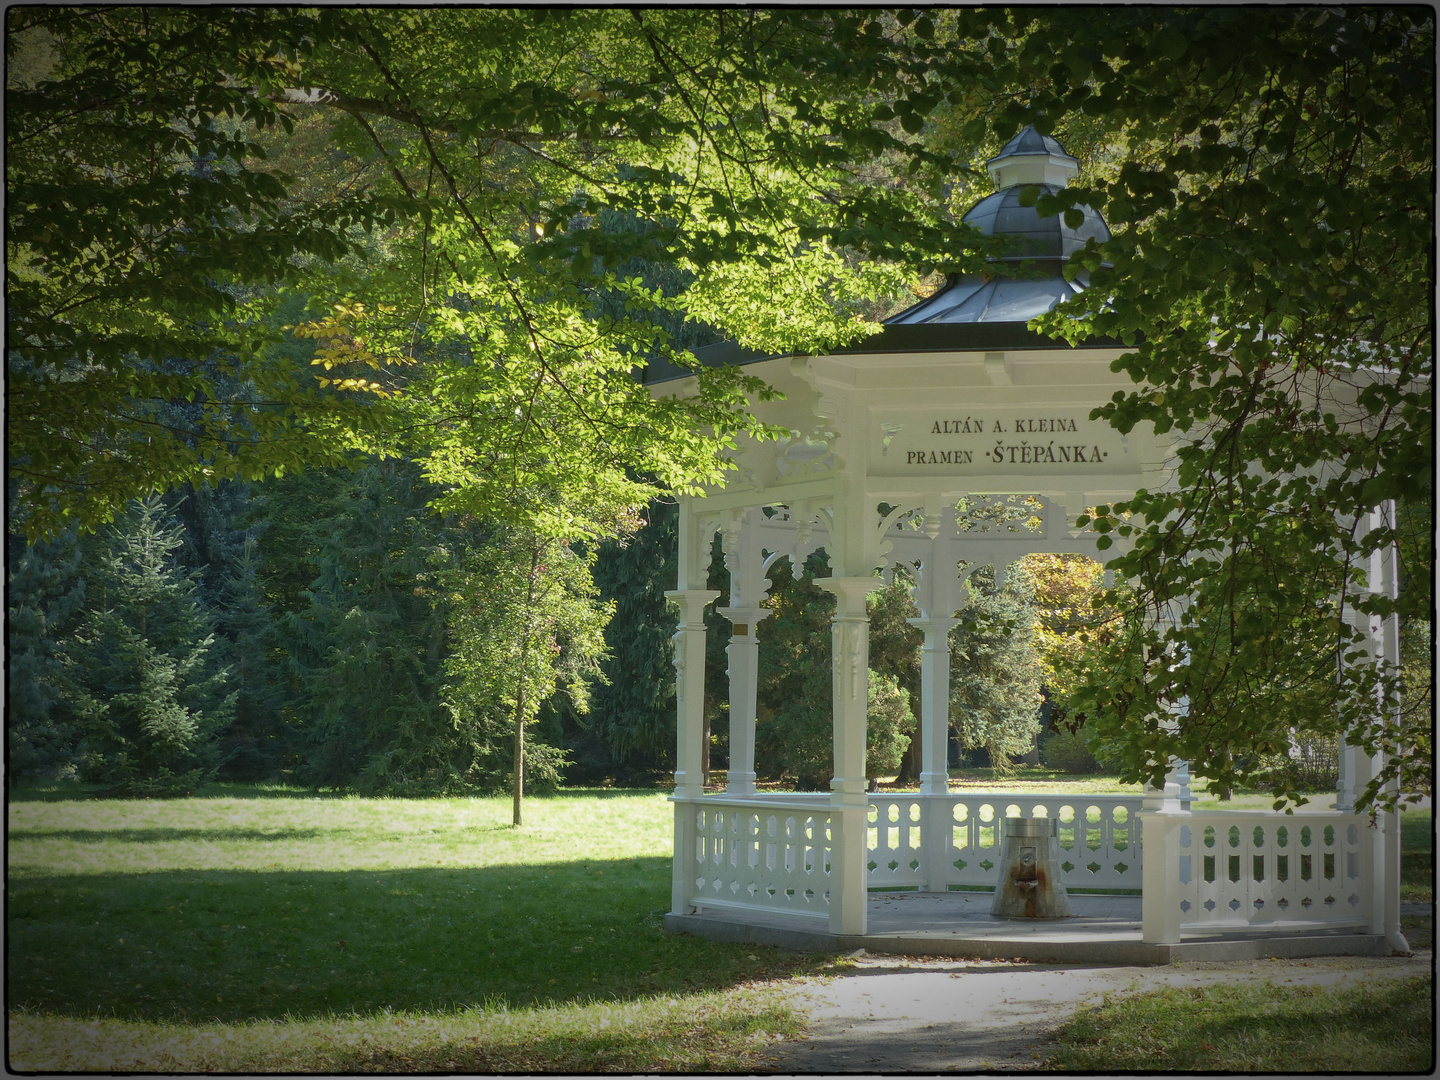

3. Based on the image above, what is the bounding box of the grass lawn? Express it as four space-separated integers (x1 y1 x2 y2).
876 766 1145 795
1044 975 1433 1072
9 777 1431 1071
1400 807 1435 904
6 784 842 1072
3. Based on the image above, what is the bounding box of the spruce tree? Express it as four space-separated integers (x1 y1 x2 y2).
585 500 680 778
66 497 235 796
216 536 288 780
278 461 451 792
7 528 88 780
949 564 1046 774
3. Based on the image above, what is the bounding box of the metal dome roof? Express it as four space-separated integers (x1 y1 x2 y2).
886 126 1110 328
884 266 1092 326
961 184 1110 261
995 125 1071 158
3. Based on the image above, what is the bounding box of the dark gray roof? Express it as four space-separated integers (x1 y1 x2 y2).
884 127 1109 328
885 266 1089 326
961 184 1110 261
639 319 1126 383
991 125 1075 162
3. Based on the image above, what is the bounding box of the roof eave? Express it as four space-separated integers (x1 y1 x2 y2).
639 323 1132 385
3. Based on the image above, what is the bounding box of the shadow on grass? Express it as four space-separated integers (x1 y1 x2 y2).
7 782 340 803
9 827 330 844
7 782 674 804
7 857 835 1025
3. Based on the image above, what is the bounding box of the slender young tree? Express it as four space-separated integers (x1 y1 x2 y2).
440 525 611 825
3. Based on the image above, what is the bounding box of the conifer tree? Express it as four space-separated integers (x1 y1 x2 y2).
7 528 88 779
278 461 451 792
586 500 680 776
949 564 1046 774
65 497 235 796
216 536 288 780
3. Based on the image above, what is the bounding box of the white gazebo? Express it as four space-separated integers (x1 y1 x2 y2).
645 128 1410 957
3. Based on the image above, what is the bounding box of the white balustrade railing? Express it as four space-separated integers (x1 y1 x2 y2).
868 793 1144 892
681 791 1144 920
1171 812 1372 932
689 796 833 920
679 794 1378 941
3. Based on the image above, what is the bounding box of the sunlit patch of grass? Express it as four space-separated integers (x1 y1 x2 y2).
6 785 682 877
8 986 803 1073
905 769 1144 796
1189 791 1340 811
7 784 843 1071
1044 974 1433 1073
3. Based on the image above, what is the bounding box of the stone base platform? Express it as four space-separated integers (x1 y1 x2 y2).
665 891 1404 965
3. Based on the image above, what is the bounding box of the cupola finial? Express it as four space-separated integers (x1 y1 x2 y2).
985 125 1080 190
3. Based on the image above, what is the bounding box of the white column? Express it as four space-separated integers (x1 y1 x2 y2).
911 614 957 893
1140 764 1187 944
907 520 958 798
1331 506 1408 949
717 606 771 796
1334 635 1372 813
1335 506 1389 814
667 589 720 798
666 583 719 917
1164 627 1195 812
718 509 773 797
910 616 958 796
906 505 958 892
819 574 882 935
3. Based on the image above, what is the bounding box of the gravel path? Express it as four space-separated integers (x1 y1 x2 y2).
771 949 1433 1073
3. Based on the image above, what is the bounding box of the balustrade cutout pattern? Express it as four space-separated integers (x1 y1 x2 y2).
1172 812 1371 930
686 793 1142 919
683 796 1377 939
867 797 926 887
690 798 832 919
867 794 1143 891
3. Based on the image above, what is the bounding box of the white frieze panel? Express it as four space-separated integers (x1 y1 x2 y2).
869 407 1142 480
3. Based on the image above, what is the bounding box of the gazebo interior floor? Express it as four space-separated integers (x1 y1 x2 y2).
666 891 1402 965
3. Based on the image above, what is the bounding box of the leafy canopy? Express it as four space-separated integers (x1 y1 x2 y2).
950 7 1433 808
7 8 997 541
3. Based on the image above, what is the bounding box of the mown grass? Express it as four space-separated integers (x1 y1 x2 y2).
8 989 801 1073
1399 809 1435 904
6 784 842 1072
1045 974 1434 1072
884 767 1144 795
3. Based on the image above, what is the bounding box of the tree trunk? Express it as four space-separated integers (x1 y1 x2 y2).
513 545 543 828
701 711 711 787
897 731 921 784
512 683 527 827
